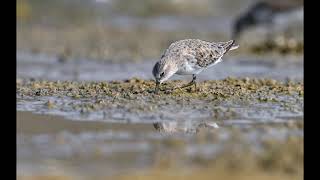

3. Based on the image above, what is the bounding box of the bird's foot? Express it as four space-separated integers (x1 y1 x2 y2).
181 81 199 93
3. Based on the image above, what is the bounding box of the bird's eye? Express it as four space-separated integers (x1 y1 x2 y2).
160 72 165 77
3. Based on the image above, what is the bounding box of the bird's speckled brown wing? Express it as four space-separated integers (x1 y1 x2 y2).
184 42 224 68
163 39 229 68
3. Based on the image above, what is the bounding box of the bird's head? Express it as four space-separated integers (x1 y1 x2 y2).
152 56 178 93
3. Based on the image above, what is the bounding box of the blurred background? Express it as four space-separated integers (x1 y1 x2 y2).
17 0 303 179
17 0 303 74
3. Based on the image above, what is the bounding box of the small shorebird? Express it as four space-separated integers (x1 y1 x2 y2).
152 39 239 93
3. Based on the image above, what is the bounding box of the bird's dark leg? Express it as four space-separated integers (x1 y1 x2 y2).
177 74 197 91
192 74 197 90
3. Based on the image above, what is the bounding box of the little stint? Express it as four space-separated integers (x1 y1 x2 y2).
152 39 239 93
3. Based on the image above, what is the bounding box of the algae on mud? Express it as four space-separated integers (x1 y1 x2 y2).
17 77 303 124
17 77 303 98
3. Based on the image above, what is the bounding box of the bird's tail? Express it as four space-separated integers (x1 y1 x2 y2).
219 40 239 54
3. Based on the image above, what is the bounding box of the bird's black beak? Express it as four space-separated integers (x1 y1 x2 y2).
155 80 160 94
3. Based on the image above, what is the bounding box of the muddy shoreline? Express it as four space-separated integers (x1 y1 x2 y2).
17 78 303 122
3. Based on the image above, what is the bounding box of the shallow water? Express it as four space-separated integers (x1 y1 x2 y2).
17 90 303 123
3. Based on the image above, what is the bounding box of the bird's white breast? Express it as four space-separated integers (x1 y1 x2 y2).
176 61 203 75
175 57 222 75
